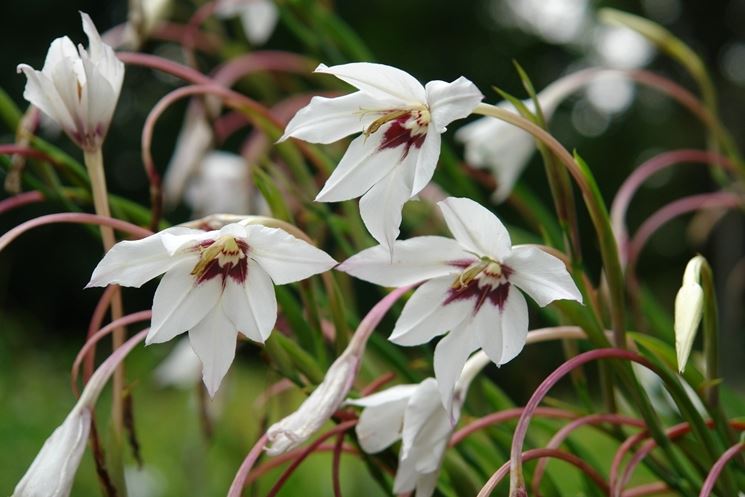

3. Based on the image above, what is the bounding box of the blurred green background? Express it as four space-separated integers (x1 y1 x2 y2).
1 0 744 495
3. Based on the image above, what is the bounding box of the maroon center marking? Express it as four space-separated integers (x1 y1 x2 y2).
378 115 427 159
193 239 249 287
443 280 511 313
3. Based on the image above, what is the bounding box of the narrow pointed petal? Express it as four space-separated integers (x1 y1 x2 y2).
392 456 419 494
354 400 408 453
414 471 440 497
222 262 277 342
279 92 386 144
438 197 512 259
389 277 472 346
337 236 470 287
81 12 124 94
87 230 194 288
675 283 703 372
246 225 336 284
239 0 279 44
314 132 400 202
148 261 222 344
17 63 77 133
410 129 441 196
315 62 426 104
433 322 478 415
358 166 412 250
188 305 237 396
401 378 442 458
79 51 117 140
425 77 483 132
505 245 582 306
474 288 528 365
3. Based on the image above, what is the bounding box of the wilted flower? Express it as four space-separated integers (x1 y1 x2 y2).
280 62 483 249
675 255 705 373
339 197 582 412
88 221 336 395
215 0 279 45
17 12 124 151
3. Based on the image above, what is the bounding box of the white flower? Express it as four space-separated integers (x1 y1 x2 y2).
17 12 124 151
265 348 358 455
338 197 582 412
12 406 91 497
675 255 705 373
163 108 214 208
280 62 483 249
88 221 337 396
215 0 279 45
185 151 269 217
153 338 202 389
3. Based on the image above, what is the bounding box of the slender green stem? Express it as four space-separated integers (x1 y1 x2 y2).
698 259 719 407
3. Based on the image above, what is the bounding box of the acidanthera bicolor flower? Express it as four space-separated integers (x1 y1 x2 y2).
346 353 489 497
88 221 336 396
17 12 124 152
674 255 705 373
339 197 582 412
215 0 279 45
280 62 483 249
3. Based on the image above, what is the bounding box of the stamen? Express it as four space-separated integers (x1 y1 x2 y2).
363 109 411 138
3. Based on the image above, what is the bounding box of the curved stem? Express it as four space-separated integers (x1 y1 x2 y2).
211 51 315 87
84 285 119 384
622 482 670 497
332 431 345 497
0 191 44 215
226 433 269 497
244 443 359 484
699 442 745 497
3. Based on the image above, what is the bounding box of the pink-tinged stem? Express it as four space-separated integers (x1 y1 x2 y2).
450 407 578 446
477 448 610 497
507 349 653 496
610 430 648 495
244 443 360 484
71 310 153 397
532 413 646 496
0 144 57 164
212 51 316 87
182 1 217 69
332 431 345 497
0 191 44 215
0 212 152 253
699 442 745 497
360 372 396 396
348 285 413 355
226 433 269 497
154 22 221 53
611 149 737 263
622 482 670 497
84 285 119 384
264 421 357 497
627 192 743 269
118 52 214 85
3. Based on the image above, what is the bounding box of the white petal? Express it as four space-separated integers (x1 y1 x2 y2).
474 287 529 365
246 225 337 284
222 262 277 342
147 261 222 344
12 407 91 497
279 92 388 144
425 76 483 132
504 245 582 306
81 13 124 96
79 49 118 142
438 197 512 259
393 455 419 494
337 236 470 287
675 283 703 372
400 378 442 458
390 277 472 346
358 164 413 250
188 305 237 396
159 227 216 255
354 400 408 453
153 338 202 389
433 322 479 416
410 130 441 196
414 471 440 497
87 230 195 288
314 132 400 202
315 62 426 104
163 108 214 207
239 0 279 44
346 383 418 408
17 62 77 134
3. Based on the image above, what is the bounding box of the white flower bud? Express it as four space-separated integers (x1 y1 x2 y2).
675 255 705 373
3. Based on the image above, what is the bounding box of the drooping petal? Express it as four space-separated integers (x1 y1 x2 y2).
337 236 469 287
425 76 483 133
504 245 582 306
221 261 277 342
79 49 118 143
474 287 528 365
239 0 279 44
358 164 413 250
245 224 337 284
314 132 400 202
346 384 418 408
279 92 389 144
392 455 419 495
17 62 77 134
353 399 409 453
187 304 237 396
438 197 512 259
389 277 472 346
400 378 444 459
414 470 440 497
433 321 479 416
147 261 222 344
315 62 426 104
410 129 442 196
87 229 196 288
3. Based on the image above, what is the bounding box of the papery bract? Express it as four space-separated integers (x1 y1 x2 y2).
280 62 483 249
339 197 582 412
17 12 124 151
88 221 336 396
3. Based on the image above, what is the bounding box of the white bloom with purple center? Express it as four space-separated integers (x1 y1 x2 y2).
339 197 582 411
280 62 483 249
17 12 124 151
88 222 336 396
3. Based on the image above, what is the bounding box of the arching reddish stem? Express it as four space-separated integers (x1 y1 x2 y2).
332 431 345 497
699 442 745 497
0 191 44 215
244 443 359 484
